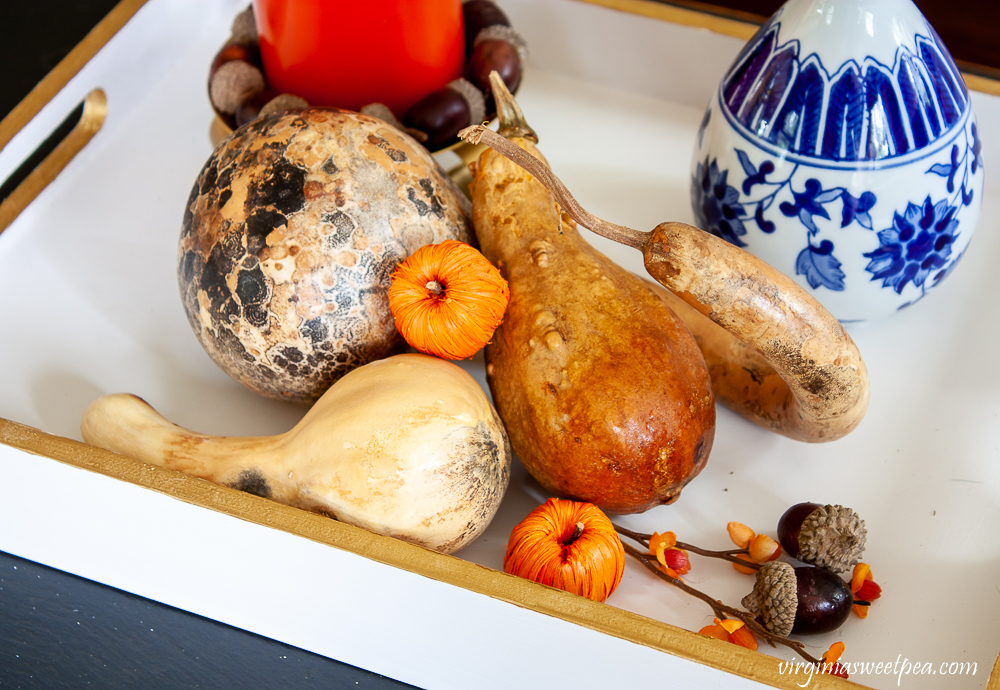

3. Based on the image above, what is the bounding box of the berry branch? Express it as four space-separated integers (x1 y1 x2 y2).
615 526 824 666
615 524 760 570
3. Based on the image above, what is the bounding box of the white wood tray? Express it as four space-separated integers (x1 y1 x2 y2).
2 1 999 688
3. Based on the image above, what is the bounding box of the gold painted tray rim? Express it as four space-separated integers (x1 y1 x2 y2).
0 416 865 690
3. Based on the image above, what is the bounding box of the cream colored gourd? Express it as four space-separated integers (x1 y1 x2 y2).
80 353 511 554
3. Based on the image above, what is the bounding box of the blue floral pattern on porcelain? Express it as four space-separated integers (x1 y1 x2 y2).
690 0 983 322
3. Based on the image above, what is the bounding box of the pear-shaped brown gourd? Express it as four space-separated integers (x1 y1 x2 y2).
81 353 511 554
464 78 716 514
460 75 869 448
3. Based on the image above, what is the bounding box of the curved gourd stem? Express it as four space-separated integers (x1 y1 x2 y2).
459 117 869 443
463 122 648 252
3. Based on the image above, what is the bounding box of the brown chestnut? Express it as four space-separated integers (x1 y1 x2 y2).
466 39 521 98
462 0 511 55
404 88 470 148
776 501 820 558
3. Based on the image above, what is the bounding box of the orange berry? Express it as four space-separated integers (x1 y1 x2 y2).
732 553 757 574
749 533 781 563
727 521 755 549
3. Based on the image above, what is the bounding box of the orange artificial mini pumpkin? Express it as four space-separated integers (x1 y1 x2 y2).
504 497 625 603
388 240 510 360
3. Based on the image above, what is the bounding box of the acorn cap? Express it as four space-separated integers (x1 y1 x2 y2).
210 60 265 115
798 504 866 574
474 24 528 63
259 93 308 119
359 103 429 143
741 561 797 638
230 5 258 45
448 78 486 127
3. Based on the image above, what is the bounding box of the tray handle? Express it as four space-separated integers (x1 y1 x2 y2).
0 88 107 235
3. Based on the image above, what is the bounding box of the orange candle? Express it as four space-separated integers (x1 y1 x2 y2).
252 0 465 118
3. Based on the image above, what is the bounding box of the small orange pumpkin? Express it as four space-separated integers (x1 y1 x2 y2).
388 240 510 360
504 497 625 603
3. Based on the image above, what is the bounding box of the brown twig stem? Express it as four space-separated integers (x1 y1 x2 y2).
613 524 760 571
675 540 760 571
621 541 727 620
616 531 822 665
676 541 754 561
611 523 651 546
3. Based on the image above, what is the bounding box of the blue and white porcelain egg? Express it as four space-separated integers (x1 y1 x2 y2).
691 0 983 322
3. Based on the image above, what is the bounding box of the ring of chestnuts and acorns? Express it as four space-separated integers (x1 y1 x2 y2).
208 0 527 151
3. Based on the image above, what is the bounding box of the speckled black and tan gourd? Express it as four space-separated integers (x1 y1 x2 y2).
178 107 473 403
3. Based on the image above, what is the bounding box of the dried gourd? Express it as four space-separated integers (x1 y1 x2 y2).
81 353 511 554
179 107 473 404
462 75 716 514
460 74 869 444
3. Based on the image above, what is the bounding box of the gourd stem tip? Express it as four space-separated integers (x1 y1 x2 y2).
489 71 538 142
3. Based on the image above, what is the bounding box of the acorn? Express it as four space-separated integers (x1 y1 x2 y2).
209 42 260 81
468 25 527 115
473 24 528 65
742 561 853 637
741 561 797 637
230 4 257 45
210 60 265 117
359 103 429 143
777 503 866 574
